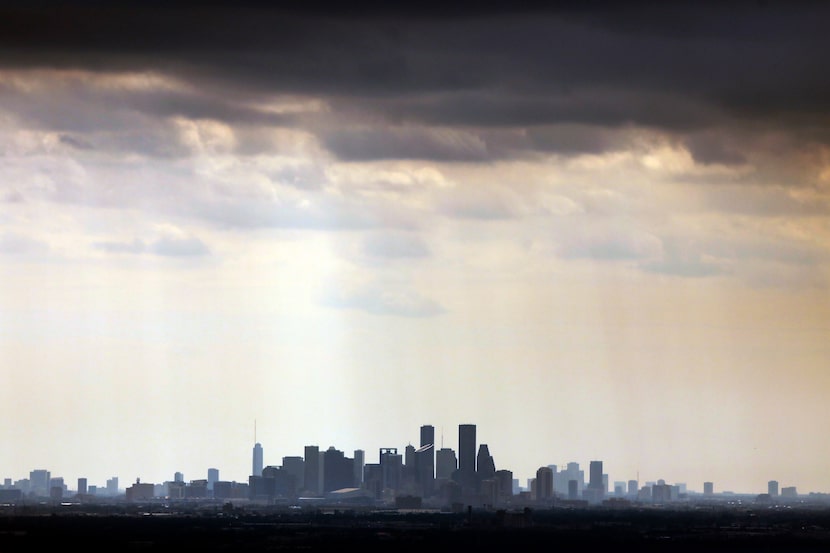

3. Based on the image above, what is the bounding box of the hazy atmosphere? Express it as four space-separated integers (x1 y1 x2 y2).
1 1 829 494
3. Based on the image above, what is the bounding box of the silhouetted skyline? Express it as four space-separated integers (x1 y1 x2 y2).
0 422 817 507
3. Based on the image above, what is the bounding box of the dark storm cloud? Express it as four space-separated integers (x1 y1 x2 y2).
1 3 827 113
682 132 747 166
0 75 293 131
321 126 492 162
119 89 296 127
1 2 828 160
526 124 624 156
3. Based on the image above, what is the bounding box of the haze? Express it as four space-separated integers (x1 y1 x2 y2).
1 2 829 494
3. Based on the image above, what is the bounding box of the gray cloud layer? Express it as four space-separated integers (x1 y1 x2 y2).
1 2 827 147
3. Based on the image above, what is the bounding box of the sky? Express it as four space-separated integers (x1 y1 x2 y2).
1 1 829 495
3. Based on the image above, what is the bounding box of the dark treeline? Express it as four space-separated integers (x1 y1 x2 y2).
2 504 830 552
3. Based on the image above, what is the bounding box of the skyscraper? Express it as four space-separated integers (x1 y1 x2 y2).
556 462 582 496
586 460 604 503
476 444 496 482
303 445 320 495
568 479 579 500
29 470 50 497
457 424 476 491
282 456 305 491
353 449 365 486
414 424 436 498
207 468 219 491
768 480 779 497
404 444 416 480
419 425 435 478
252 443 263 477
106 477 118 496
536 466 553 501
322 446 354 493
435 447 457 481
380 447 402 491
458 424 476 473
415 444 435 497
589 461 603 492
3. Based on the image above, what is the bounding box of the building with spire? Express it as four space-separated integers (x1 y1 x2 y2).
252 443 263 477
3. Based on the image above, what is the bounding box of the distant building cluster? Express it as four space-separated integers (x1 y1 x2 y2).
0 424 814 509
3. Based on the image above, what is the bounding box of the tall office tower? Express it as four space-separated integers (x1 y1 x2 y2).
174 472 184 483
627 480 638 496
207 468 219 491
380 447 403 491
415 425 436 498
303 445 320 495
435 447 457 480
353 450 365 486
536 467 553 501
457 424 477 491
322 446 354 493
589 461 604 493
49 478 64 500
476 444 496 481
282 456 305 490
415 444 435 497
703 481 714 495
29 470 50 497
494 470 514 499
652 483 671 503
420 425 435 449
568 479 578 500
106 477 118 496
419 425 435 478
77 478 87 496
252 443 263 477
49 476 65 491
768 480 779 496
404 444 416 480
562 462 584 495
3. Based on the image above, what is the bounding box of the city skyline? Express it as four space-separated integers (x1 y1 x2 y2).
2 3 829 496
0 422 815 497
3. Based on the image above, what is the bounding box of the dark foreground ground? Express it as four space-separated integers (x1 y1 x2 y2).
3 505 830 552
